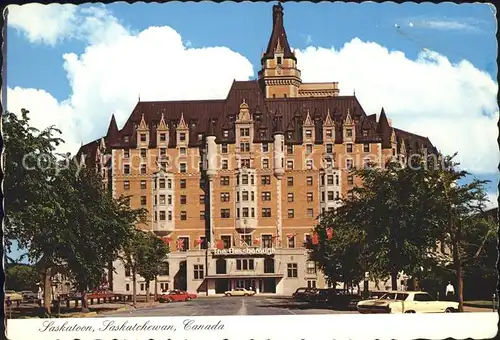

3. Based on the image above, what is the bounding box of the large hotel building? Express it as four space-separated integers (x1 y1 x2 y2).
79 4 435 296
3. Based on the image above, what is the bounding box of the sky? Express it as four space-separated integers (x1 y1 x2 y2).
5 2 499 262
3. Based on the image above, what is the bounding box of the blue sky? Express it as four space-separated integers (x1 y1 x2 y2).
5 3 498 262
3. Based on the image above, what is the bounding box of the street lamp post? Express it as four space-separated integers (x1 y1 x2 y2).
205 241 209 296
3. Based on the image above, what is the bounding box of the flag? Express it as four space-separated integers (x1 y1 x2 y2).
162 236 172 244
216 239 224 250
326 227 334 240
195 237 204 246
254 237 260 245
176 238 184 250
312 232 319 245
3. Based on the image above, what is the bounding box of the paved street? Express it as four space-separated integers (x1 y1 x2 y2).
100 296 358 317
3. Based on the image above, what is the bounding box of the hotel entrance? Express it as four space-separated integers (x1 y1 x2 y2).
234 279 256 290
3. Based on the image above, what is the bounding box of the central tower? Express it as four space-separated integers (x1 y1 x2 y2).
258 3 302 99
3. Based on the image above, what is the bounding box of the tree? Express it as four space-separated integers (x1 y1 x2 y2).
6 264 38 291
344 160 442 289
3 109 66 314
426 157 491 311
308 209 365 290
135 232 170 302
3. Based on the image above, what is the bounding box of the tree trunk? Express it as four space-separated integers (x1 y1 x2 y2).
145 282 150 303
107 261 114 291
451 241 464 312
391 267 398 291
81 291 89 312
154 277 158 301
132 267 137 307
42 267 52 315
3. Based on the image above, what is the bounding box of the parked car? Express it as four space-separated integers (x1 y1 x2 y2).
357 291 459 314
20 291 38 302
158 290 190 303
293 287 317 301
224 288 256 297
179 290 198 300
306 289 330 304
5 291 23 306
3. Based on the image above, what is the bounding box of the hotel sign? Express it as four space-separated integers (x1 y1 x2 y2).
212 247 276 256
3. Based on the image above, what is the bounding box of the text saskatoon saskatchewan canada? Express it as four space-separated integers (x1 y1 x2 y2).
39 319 225 334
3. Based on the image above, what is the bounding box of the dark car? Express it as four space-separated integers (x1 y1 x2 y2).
307 289 332 304
294 287 318 302
327 289 362 309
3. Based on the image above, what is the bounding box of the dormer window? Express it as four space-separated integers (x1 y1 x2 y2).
123 136 129 143
179 133 186 142
325 129 333 138
305 130 312 138
287 132 292 139
140 133 147 142
160 148 167 156
160 133 166 142
198 133 203 141
277 56 282 65
223 130 229 138
180 147 187 156
346 129 353 138
362 129 368 137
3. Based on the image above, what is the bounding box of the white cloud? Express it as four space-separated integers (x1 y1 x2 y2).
412 19 480 32
295 39 498 174
485 192 498 210
7 6 499 175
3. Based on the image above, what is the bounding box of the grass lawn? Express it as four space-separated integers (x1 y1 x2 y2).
464 300 495 308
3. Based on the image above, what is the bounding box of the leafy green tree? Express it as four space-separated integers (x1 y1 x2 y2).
5 264 39 291
135 232 170 302
425 156 491 312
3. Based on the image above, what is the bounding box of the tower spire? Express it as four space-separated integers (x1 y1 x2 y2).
261 2 296 63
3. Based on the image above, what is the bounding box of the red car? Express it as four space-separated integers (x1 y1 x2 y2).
159 290 189 303
180 290 197 300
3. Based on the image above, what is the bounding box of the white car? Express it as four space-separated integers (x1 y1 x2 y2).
224 288 256 297
357 291 459 314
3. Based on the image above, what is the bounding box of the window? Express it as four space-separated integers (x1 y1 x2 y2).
261 175 271 185
321 192 325 202
307 261 317 274
140 196 147 205
179 133 186 142
160 133 166 142
180 195 187 204
287 193 294 202
336 191 340 199
305 130 312 138
414 293 434 302
139 180 146 190
236 259 254 271
328 191 334 201
123 136 130 143
346 144 353 153
140 148 147 158
123 180 130 190
287 263 298 278
241 159 251 168
159 178 165 189
242 191 249 201
178 237 189 251
363 143 370 152
140 133 147 142
159 195 166 205
220 159 228 170
140 164 146 174
307 192 313 202
346 159 353 170
264 258 275 274
242 175 248 185
327 175 334 185
262 143 269 152
221 144 228 154
346 129 353 137
216 258 227 274
124 265 131 277
240 142 250 152
180 163 187 173
126 284 130 291
180 211 187 220
335 175 339 185
221 192 230 202
180 179 187 188
362 129 368 137
180 147 186 156
287 145 294 154
325 129 333 138
159 211 166 221
261 192 271 201
262 159 269 169
286 160 294 170
262 235 273 248
242 207 249 218
277 56 282 64
221 235 231 249
199 195 205 204
307 208 314 217
306 176 313 186
288 236 295 248
221 209 230 218
124 149 130 158
240 128 250 137
287 177 294 186
168 211 172 221
140 284 145 291
168 195 172 205
326 144 333 154
324 157 333 168
307 280 317 288
220 176 230 186
199 211 205 220
262 208 272 218
288 209 295 218
194 265 204 280
304 234 312 245
124 164 130 175
347 175 354 185
306 144 313 154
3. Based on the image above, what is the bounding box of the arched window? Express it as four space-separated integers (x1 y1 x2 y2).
216 258 227 274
